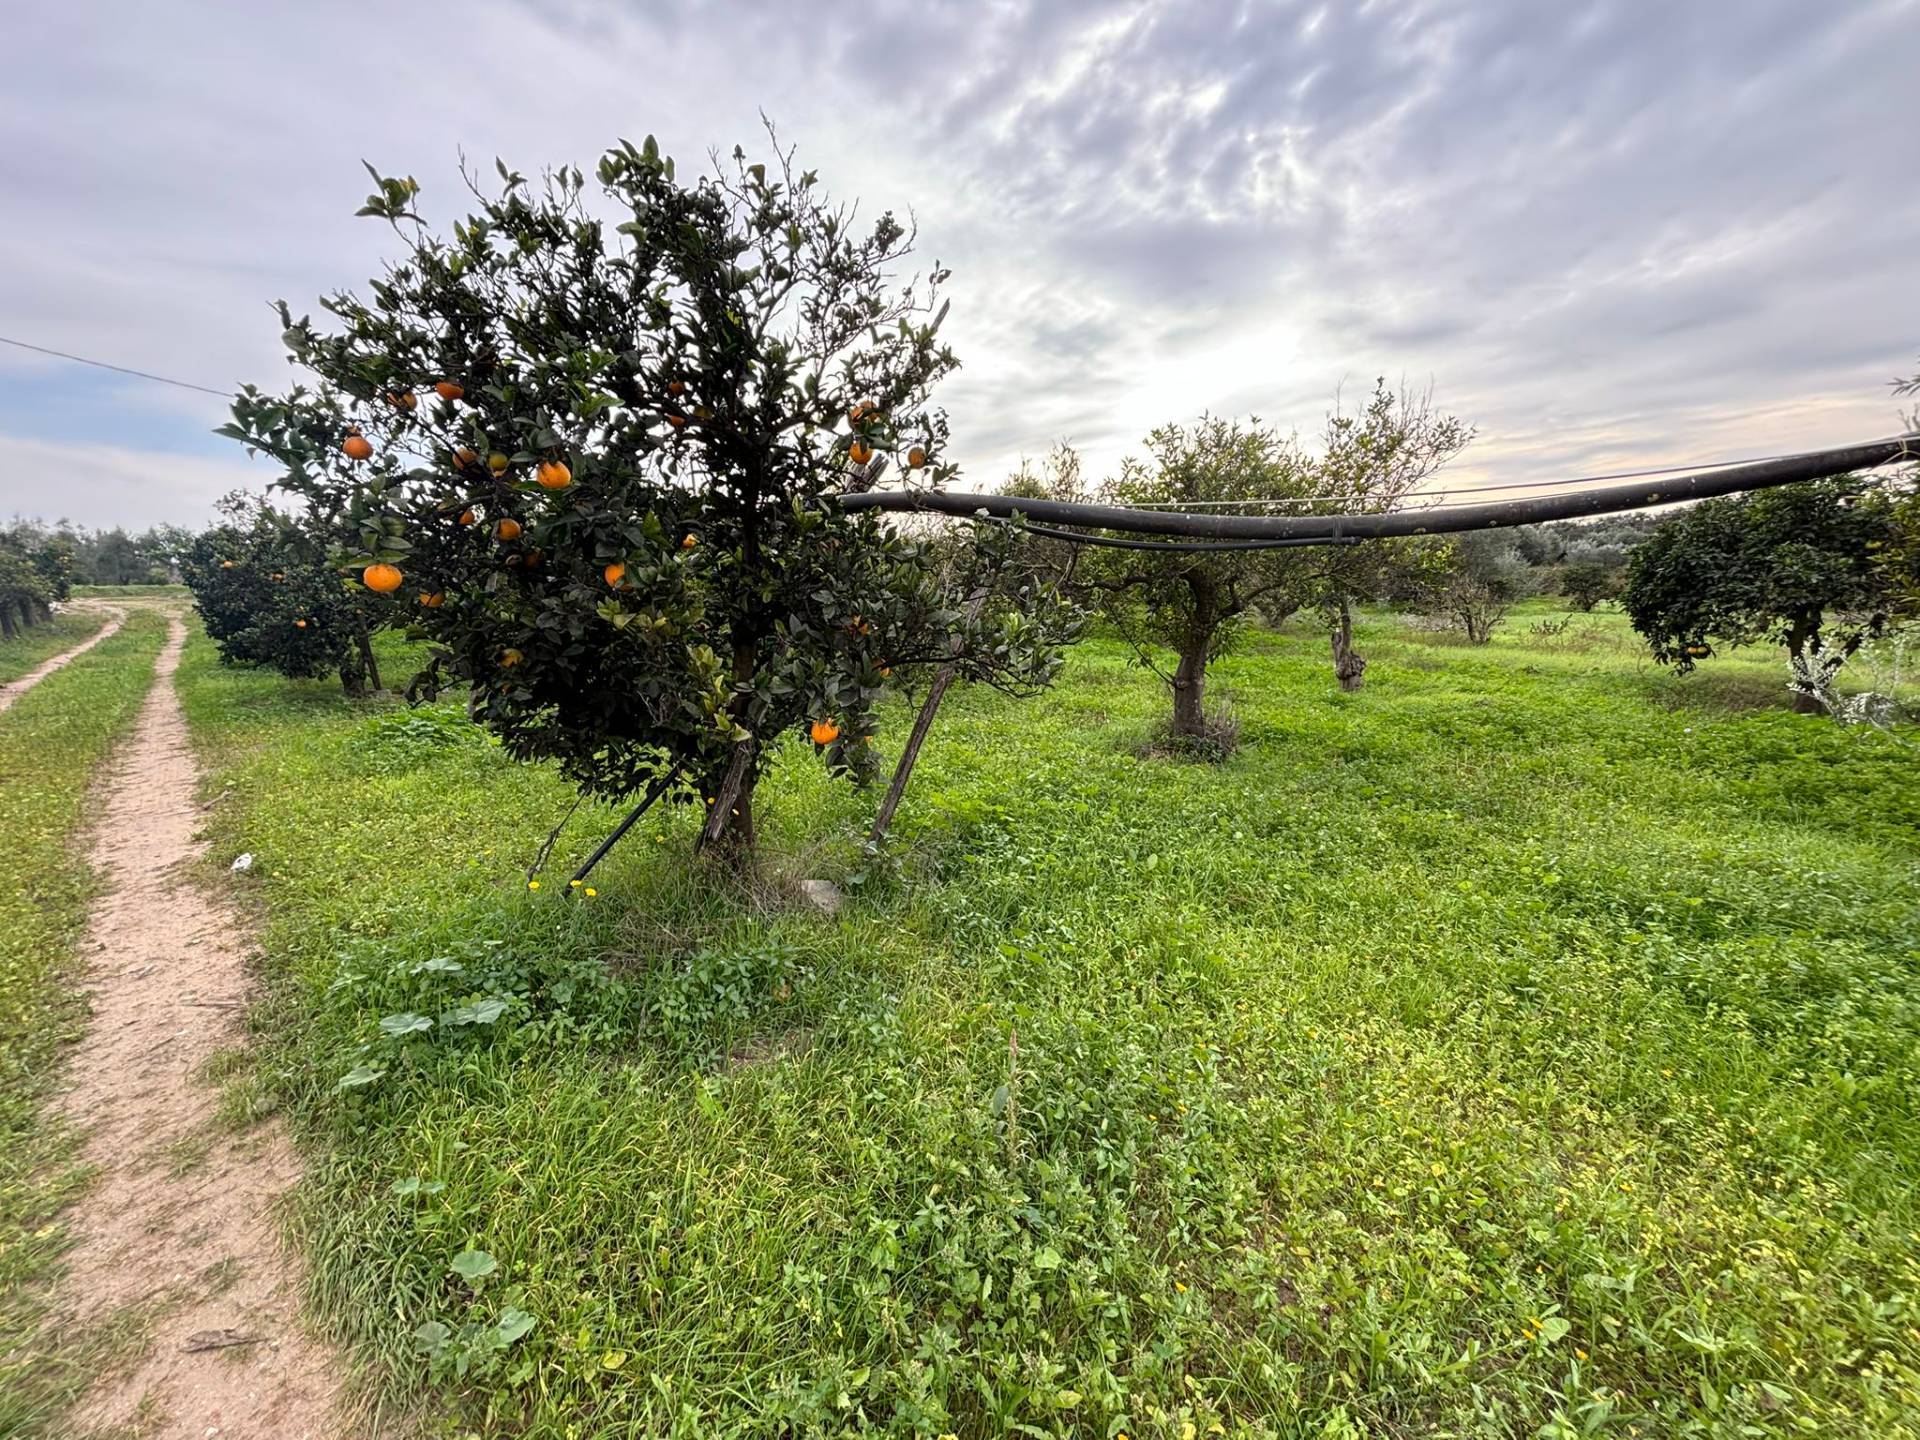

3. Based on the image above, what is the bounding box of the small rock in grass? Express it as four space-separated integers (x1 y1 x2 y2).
798 879 843 917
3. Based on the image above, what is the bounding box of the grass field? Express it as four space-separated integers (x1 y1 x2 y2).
160 602 1920 1437
0 610 167 1433
68 584 191 601
0 610 107 686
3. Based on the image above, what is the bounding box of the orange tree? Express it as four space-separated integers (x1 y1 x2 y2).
223 137 1068 865
181 497 391 695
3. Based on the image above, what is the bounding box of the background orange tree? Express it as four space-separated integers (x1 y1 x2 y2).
224 136 1069 865
181 496 391 695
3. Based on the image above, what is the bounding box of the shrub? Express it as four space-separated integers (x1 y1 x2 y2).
0 542 52 638
1620 477 1897 710
1556 559 1616 611
181 498 389 694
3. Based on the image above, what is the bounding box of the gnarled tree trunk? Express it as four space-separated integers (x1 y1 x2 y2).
698 739 759 870
1329 594 1366 692
1168 571 1219 738
1171 634 1208 736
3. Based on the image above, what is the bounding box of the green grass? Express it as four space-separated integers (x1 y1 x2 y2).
0 610 168 1434
173 604 1920 1438
0 610 109 687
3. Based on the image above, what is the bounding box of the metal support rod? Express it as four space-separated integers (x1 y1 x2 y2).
838 436 1918 545
569 765 682 887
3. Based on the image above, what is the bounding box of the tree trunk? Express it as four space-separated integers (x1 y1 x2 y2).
1171 633 1208 736
338 656 368 698
1329 595 1366 692
697 739 759 870
356 617 383 692
0 605 15 640
711 781 756 864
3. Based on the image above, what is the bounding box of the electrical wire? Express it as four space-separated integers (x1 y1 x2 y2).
0 334 232 398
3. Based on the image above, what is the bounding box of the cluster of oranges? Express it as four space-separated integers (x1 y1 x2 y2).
844 400 928 471
340 379 587 600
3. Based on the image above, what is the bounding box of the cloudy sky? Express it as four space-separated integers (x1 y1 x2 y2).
3 0 1916 531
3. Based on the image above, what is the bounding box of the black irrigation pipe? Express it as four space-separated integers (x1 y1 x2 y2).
1000 519 1362 552
569 764 682 887
840 435 1920 546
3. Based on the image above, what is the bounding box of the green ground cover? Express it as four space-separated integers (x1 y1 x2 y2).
0 610 108 686
157 602 1920 1437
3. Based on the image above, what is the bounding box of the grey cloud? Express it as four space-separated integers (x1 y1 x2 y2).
1 0 1914 528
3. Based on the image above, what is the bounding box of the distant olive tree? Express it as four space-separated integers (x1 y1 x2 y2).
1422 531 1536 643
1298 380 1471 689
1076 417 1315 747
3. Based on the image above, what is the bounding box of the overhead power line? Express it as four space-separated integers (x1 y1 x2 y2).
0 334 233 398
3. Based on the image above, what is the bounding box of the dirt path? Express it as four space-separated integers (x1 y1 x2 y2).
56 611 345 1439
0 603 124 714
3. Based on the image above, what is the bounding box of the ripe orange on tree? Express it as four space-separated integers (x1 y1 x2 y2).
849 440 874 465
536 460 573 490
452 446 478 468
665 412 686 428
809 718 841 745
458 508 477 526
342 434 373 461
907 446 927 469
434 380 464 402
420 592 445 608
494 518 522 542
362 562 403 593
667 379 686 396
295 618 309 628
681 534 697 550
604 562 626 588
501 647 523 667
